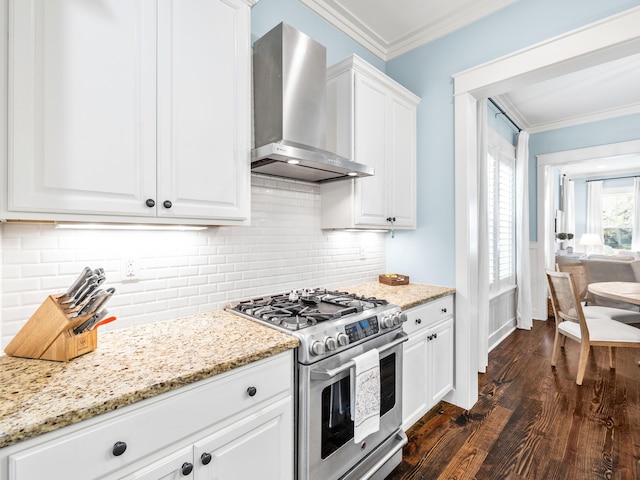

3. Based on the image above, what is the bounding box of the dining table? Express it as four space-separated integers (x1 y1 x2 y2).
588 281 640 306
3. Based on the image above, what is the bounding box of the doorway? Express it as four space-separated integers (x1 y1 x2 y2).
449 7 640 410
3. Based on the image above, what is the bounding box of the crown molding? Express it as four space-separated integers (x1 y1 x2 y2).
300 0 516 61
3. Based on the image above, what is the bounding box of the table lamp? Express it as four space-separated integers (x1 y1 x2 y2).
579 233 602 254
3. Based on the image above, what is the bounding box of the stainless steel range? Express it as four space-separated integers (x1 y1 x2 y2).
228 288 408 480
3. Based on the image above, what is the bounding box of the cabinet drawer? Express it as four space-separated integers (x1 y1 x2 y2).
403 296 453 336
8 353 292 480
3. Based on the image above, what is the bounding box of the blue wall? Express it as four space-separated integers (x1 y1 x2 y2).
251 0 639 286
251 0 384 69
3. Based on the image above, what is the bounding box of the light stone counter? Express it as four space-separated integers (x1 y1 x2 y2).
342 282 455 310
0 311 298 449
0 281 450 450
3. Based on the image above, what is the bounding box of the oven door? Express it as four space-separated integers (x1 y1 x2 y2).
297 330 407 480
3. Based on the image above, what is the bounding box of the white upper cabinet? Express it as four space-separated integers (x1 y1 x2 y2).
321 55 419 230
5 0 251 225
155 0 250 222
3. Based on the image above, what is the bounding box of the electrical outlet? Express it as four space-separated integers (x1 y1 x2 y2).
123 258 138 280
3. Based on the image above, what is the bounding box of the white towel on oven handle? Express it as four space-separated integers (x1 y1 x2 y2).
350 348 380 443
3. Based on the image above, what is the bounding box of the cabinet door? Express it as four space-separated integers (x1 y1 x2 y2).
194 397 293 480
402 330 429 431
8 0 157 217
353 73 388 227
388 95 416 228
428 317 454 405
156 0 250 222
122 446 194 480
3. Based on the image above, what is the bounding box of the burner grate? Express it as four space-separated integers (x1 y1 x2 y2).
230 288 388 330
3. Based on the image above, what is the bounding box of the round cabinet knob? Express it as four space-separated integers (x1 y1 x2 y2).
201 452 212 465
163 200 172 209
181 462 194 476
325 337 337 351
112 441 127 457
336 333 349 347
145 199 155 208
442 308 447 313
415 318 422 325
310 341 325 356
247 386 257 397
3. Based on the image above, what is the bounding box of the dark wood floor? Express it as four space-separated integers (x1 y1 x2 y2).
387 318 640 480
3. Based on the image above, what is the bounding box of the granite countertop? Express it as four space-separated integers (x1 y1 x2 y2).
0 281 453 450
343 281 455 310
0 311 298 449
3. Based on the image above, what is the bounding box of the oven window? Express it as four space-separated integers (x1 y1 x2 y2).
320 354 396 459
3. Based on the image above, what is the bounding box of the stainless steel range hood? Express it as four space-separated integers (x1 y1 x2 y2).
252 23 374 183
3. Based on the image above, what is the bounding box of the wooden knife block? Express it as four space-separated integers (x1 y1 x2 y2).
5 295 97 361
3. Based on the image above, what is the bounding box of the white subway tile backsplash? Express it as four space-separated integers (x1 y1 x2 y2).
21 236 58 250
1 175 386 347
4 250 41 265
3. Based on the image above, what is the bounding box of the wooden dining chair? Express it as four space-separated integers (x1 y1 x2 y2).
555 262 589 302
555 263 640 325
545 269 640 385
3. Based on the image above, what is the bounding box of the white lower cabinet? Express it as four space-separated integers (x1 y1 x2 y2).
124 446 195 480
125 397 292 480
192 398 291 480
3 352 294 480
402 296 454 431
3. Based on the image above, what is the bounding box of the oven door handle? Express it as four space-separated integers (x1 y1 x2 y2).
358 430 408 480
310 331 408 380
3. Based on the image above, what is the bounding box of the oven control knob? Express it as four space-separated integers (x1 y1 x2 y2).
381 315 394 329
325 337 337 351
337 333 349 346
310 340 325 356
393 312 403 326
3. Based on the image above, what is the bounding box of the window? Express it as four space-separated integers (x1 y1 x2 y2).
487 130 516 292
602 186 634 250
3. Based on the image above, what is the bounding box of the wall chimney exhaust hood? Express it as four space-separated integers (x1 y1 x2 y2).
251 23 374 183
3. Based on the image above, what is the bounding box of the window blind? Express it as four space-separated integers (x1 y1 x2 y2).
488 132 516 292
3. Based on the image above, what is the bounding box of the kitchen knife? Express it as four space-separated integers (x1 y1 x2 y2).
94 268 106 286
80 287 115 318
74 289 108 318
73 309 108 334
59 266 92 300
92 316 117 330
73 281 100 308
60 274 99 305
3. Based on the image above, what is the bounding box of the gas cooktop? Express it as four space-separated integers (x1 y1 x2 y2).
228 288 406 363
229 288 388 331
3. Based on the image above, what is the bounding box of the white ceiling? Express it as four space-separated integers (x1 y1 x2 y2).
493 53 640 134
303 0 640 175
300 0 517 61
